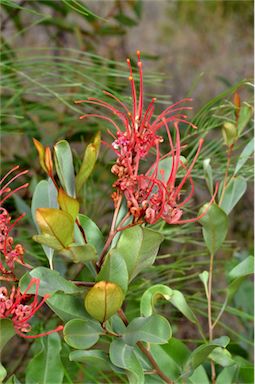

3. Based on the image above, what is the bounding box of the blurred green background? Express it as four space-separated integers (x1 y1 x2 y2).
0 0 253 381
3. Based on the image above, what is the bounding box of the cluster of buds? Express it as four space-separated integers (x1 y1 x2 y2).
76 51 216 225
0 167 63 338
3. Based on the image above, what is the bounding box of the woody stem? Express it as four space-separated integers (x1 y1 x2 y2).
208 252 216 384
118 309 173 384
96 195 122 271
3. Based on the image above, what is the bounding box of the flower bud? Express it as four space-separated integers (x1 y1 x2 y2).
84 281 124 323
222 122 237 147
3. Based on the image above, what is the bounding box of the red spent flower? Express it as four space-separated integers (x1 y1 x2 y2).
0 278 63 338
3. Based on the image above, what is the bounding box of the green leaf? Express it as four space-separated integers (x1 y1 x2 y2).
34 208 74 249
58 188 79 221
115 13 138 27
220 176 247 214
19 267 81 296
85 281 124 322
0 319 15 352
185 337 230 371
199 203 228 255
97 249 129 293
234 138 254 175
216 365 238 384
31 179 58 267
5 374 22 384
203 158 214 195
54 140 76 197
63 319 102 349
229 256 254 279
149 156 187 183
140 284 197 323
237 103 253 135
47 292 89 322
0 362 7 383
188 366 210 384
69 349 108 369
63 243 97 264
75 132 101 193
149 343 181 380
198 271 209 297
25 333 64 384
209 347 235 367
116 226 163 281
109 339 144 384
122 315 171 346
78 214 104 254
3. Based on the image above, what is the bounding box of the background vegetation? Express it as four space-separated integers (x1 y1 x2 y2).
0 0 253 383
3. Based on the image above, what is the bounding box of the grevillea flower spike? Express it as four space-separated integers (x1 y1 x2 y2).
76 51 217 225
0 278 63 338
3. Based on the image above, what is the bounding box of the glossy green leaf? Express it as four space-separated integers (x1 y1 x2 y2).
188 366 210 384
54 140 76 197
199 203 228 255
25 333 64 384
203 158 214 195
97 249 129 293
85 281 124 322
31 179 58 267
64 319 102 349
63 243 97 264
234 356 254 384
216 365 238 384
150 343 181 380
116 226 163 281
122 315 171 346
109 339 144 384
209 347 235 367
78 213 104 254
58 188 79 221
186 336 230 371
47 292 89 322
34 208 74 249
0 319 15 352
237 103 253 135
75 132 101 193
19 267 81 296
234 138 254 175
69 349 108 369
229 256 254 279
140 284 197 323
161 337 190 368
220 176 247 214
32 234 64 251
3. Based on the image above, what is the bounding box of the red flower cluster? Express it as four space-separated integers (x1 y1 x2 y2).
0 166 29 280
0 278 63 338
76 51 215 225
0 167 63 338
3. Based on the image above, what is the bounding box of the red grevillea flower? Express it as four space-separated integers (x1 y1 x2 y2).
0 166 30 280
76 51 216 225
0 278 63 338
